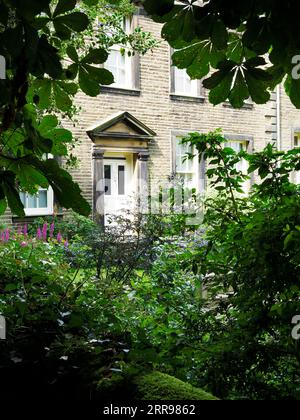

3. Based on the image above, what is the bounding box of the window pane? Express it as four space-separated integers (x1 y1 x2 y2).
224 141 247 172
174 68 196 95
225 141 241 153
106 49 127 86
181 174 193 188
27 194 37 208
118 165 125 195
104 165 111 195
38 190 48 208
20 192 26 207
176 153 183 172
176 139 193 172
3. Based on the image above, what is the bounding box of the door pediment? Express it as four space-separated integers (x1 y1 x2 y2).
87 111 156 147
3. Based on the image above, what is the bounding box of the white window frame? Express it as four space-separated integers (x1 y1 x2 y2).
175 138 194 174
170 44 200 98
224 139 248 173
19 154 54 216
21 188 54 216
224 139 250 193
173 134 201 190
104 17 133 89
172 66 199 97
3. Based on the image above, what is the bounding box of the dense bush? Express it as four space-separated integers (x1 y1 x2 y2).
172 131 300 400
191 192 300 400
0 226 133 400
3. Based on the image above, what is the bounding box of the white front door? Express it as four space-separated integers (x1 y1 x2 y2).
104 158 133 223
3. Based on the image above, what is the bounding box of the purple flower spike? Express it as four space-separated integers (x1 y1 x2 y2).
64 240 69 249
37 227 42 240
5 229 10 242
42 223 48 241
23 224 28 236
57 232 62 243
50 222 55 239
17 226 22 235
1 232 5 242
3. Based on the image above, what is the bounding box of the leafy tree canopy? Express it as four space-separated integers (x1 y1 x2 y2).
143 0 300 109
0 0 156 217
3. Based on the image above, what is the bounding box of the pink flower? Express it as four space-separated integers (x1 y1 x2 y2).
37 227 42 240
20 241 27 247
42 223 48 241
0 232 5 242
57 232 62 243
50 222 55 238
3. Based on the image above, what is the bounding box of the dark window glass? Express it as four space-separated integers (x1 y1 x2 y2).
118 165 125 195
104 165 111 195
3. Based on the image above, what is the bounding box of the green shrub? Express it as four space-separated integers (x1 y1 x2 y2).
0 228 133 400
177 131 300 400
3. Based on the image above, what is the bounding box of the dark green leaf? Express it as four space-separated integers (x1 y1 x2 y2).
82 48 108 64
53 0 77 18
212 19 228 50
67 46 79 62
229 70 249 108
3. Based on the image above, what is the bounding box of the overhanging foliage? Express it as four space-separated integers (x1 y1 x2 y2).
143 0 300 109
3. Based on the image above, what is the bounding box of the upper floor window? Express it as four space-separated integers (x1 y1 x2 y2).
104 17 134 89
173 67 199 97
105 50 132 88
170 46 201 97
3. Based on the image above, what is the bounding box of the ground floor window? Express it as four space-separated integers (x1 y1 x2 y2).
174 136 197 189
173 135 250 193
224 139 250 193
19 154 54 216
224 139 248 173
20 188 54 216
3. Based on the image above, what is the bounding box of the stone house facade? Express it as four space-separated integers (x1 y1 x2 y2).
1 6 299 226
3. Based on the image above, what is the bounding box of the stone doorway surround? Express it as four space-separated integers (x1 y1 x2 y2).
86 111 156 225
